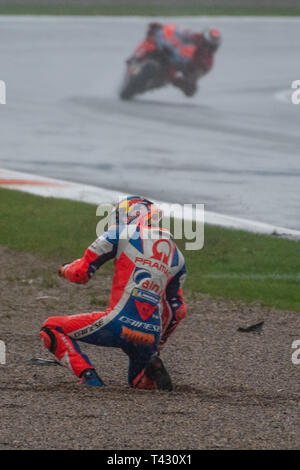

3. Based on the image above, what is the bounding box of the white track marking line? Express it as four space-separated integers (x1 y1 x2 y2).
1 167 300 240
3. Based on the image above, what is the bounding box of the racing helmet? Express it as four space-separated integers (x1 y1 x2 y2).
202 28 221 51
113 196 162 226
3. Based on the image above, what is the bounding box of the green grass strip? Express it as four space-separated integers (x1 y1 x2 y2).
0 4 300 17
1 187 299 311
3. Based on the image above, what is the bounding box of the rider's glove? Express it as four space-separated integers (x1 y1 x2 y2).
58 263 72 278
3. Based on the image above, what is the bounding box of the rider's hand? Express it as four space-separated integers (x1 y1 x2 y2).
59 259 89 284
59 261 80 278
58 263 70 278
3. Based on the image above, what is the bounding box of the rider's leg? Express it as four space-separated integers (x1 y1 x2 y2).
127 349 173 391
40 312 108 384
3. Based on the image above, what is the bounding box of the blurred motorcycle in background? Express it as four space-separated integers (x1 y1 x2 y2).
119 35 172 100
119 23 221 100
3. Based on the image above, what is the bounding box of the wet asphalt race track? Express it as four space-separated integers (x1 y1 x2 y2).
0 16 299 229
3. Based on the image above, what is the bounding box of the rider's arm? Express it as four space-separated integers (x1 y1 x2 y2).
159 263 187 352
59 226 119 284
154 28 191 70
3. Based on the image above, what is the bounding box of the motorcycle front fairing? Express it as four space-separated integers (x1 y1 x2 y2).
119 35 176 100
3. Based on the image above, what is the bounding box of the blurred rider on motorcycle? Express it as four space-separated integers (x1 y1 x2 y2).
40 196 187 390
148 23 221 96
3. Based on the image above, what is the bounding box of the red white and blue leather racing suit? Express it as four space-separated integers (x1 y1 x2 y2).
150 23 215 96
40 221 187 388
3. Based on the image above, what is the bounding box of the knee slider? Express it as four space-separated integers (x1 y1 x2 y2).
40 326 57 354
